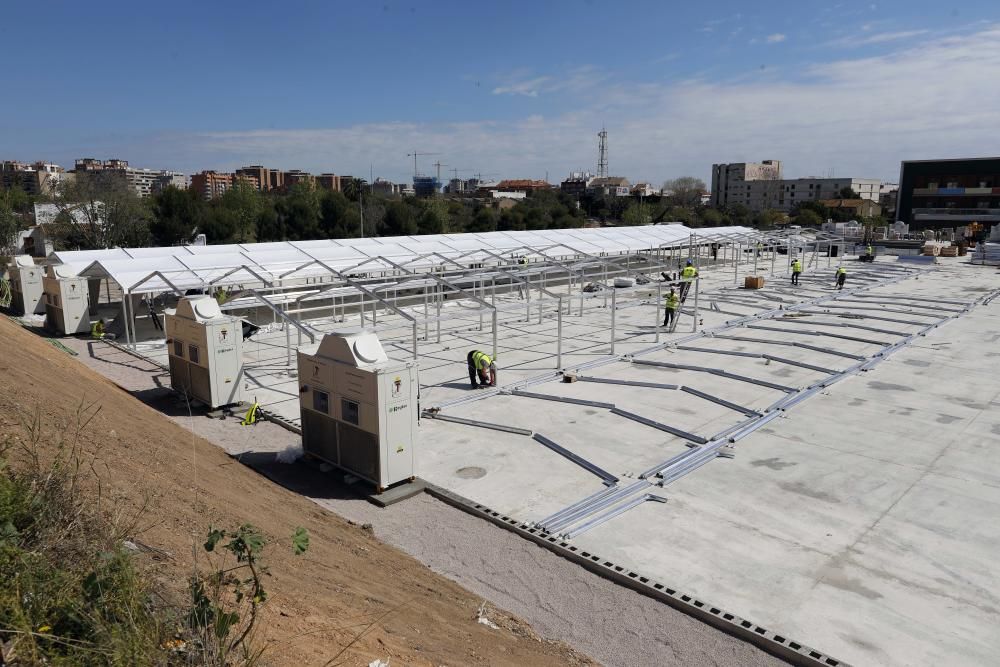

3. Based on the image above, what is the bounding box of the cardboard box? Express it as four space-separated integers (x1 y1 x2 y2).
744 276 765 289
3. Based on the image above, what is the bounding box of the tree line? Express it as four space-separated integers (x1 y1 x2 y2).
1 172 884 254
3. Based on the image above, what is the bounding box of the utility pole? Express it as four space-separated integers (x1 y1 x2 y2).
359 177 364 238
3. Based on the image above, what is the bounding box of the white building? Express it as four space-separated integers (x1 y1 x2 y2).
711 160 880 212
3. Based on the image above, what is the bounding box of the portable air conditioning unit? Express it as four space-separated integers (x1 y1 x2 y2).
164 296 245 408
42 265 90 335
298 330 419 492
8 256 44 315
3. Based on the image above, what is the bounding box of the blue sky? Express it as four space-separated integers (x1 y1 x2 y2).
3 0 999 185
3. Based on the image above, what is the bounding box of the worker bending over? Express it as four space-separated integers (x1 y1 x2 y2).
467 349 497 388
91 319 106 339
791 258 803 285
835 266 847 290
680 260 699 301
663 287 679 330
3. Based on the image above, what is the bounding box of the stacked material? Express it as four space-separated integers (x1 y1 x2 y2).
922 242 942 256
743 276 765 289
971 243 1000 264
940 246 960 257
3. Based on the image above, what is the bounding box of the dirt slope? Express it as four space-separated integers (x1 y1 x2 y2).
0 316 594 667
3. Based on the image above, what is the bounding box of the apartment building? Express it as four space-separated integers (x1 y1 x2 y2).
1 160 67 196
72 158 186 197
896 157 1000 229
711 160 880 212
315 174 342 191
235 165 276 192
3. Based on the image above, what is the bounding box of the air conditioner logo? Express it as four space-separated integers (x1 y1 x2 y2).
218 328 229 343
392 376 402 396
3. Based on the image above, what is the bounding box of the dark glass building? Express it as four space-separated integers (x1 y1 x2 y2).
897 157 1000 229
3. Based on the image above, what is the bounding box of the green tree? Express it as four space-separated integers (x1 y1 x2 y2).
469 206 497 232
662 177 707 207
150 186 203 245
274 183 321 240
54 171 151 249
753 209 785 229
382 201 418 236
698 207 726 227
838 186 860 199
0 188 26 257
417 200 449 234
725 203 752 226
221 180 263 242
622 201 652 226
794 208 824 228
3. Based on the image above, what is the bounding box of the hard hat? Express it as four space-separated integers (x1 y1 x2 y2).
686 259 693 265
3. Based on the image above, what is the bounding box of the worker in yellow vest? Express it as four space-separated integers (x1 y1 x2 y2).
663 287 679 329
90 319 105 339
835 266 847 290
680 260 698 300
791 258 803 285
866 244 874 259
467 349 497 388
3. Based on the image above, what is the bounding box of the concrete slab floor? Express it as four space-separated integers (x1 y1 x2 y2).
413 259 1000 667
102 254 1000 664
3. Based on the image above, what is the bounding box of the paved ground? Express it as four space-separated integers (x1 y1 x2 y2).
56 251 1000 666
59 335 784 667
414 257 1000 667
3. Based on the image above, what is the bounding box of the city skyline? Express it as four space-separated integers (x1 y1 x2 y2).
2 1 999 184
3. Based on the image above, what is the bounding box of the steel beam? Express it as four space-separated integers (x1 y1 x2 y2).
532 433 619 484
563 494 667 539
425 413 532 436
610 407 708 444
511 390 615 410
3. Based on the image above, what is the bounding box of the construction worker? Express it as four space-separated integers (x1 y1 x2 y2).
866 243 874 260
791 258 803 286
835 266 847 290
467 349 496 388
680 260 698 301
90 319 105 339
663 287 679 329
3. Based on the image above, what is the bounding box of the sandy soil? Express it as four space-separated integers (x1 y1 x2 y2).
0 317 595 667
55 334 784 667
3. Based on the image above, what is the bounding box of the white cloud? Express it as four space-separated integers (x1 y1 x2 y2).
830 29 929 47
491 76 550 97
766 33 786 43
75 24 1000 186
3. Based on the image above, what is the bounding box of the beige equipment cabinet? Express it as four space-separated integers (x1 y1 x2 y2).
164 296 245 408
42 265 90 334
298 331 419 492
8 255 45 315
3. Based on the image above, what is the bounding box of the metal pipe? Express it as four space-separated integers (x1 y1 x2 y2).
563 494 667 539
535 484 619 529
532 433 619 484
610 287 616 355
542 480 649 533
655 280 662 343
511 390 614 409
425 412 531 436
556 297 563 369
692 277 699 333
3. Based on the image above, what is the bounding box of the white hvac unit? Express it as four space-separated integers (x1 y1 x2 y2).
42 265 90 334
164 296 245 409
298 330 419 492
8 256 45 315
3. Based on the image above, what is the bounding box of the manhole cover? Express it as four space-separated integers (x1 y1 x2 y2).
455 466 487 479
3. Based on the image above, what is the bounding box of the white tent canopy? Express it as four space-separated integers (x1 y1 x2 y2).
62 223 762 293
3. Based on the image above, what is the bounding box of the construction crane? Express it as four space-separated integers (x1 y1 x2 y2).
406 151 440 177
432 161 448 181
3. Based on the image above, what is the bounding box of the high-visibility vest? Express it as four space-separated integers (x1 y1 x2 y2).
471 350 492 370
837 267 847 276
681 266 698 279
665 293 679 310
867 245 873 255
792 261 802 272
91 322 104 339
